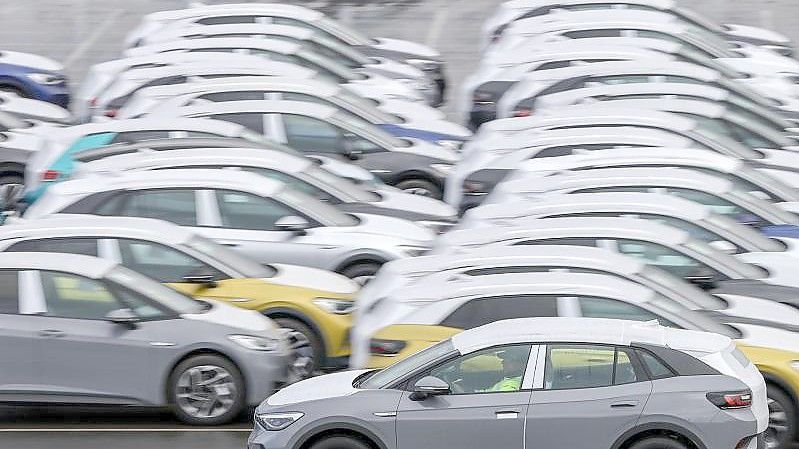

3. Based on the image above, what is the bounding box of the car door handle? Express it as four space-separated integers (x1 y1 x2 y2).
38 329 65 338
610 401 639 408
495 411 519 419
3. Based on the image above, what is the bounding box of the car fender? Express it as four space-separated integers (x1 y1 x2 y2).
291 417 392 449
332 250 391 273
610 420 707 449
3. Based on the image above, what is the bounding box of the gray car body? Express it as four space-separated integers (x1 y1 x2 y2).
0 252 291 407
249 316 760 449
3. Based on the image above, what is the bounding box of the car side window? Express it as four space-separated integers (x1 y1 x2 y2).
0 270 19 314
614 239 727 280
198 91 265 102
513 237 599 247
428 345 532 394
636 348 676 379
563 29 622 38
440 295 559 329
545 344 638 390
578 296 675 326
215 190 301 231
282 114 343 153
196 15 257 25
281 92 333 107
246 167 339 203
39 271 125 320
209 112 265 134
6 238 99 257
117 239 226 283
119 189 198 226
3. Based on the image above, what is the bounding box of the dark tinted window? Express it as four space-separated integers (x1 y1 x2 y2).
513 237 598 247
636 348 676 379
0 271 18 314
545 344 614 389
118 238 226 283
198 91 265 102
579 296 673 325
120 189 197 226
111 130 170 144
563 29 621 38
283 114 342 153
209 113 264 134
6 238 98 257
216 190 298 231
534 61 571 71
441 295 558 329
196 15 257 25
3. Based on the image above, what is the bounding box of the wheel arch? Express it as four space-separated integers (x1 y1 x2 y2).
611 422 706 449
263 307 327 362
296 422 388 449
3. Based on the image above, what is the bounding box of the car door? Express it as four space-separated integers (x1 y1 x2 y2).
396 344 535 449
0 270 43 397
31 269 164 403
526 344 652 449
199 189 338 269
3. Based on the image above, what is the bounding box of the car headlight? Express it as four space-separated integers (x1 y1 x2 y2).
430 163 454 175
436 140 464 152
313 298 355 315
397 245 430 257
228 334 280 351
255 412 304 431
26 73 65 85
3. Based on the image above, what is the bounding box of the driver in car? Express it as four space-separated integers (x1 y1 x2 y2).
486 349 526 392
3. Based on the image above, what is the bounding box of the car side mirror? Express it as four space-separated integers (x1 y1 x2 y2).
275 216 310 236
409 376 451 401
105 308 139 329
182 274 218 288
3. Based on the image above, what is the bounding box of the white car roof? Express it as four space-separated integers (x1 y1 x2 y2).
126 37 305 58
48 168 283 198
452 316 732 355
508 9 687 34
152 99 340 121
488 40 672 65
90 52 273 76
130 76 341 100
0 131 46 152
81 147 310 175
0 252 117 279
41 118 247 145
117 60 315 82
0 215 195 246
145 4 323 24
148 23 316 42
470 126 693 152
501 0 676 10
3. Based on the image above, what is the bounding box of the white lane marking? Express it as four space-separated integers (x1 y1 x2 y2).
63 8 126 67
0 428 251 432
425 1 452 47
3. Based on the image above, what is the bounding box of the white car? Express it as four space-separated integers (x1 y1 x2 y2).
23 168 435 283
482 0 794 55
351 244 799 368
76 147 457 229
0 92 71 124
118 77 470 144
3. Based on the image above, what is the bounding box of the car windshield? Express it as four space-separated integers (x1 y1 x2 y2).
276 186 359 226
106 266 205 314
304 165 380 202
359 339 456 389
186 235 276 278
648 294 737 337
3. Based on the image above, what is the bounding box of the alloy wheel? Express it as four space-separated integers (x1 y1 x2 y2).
175 364 238 419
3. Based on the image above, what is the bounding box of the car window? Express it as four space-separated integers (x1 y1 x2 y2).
209 112 264 134
281 92 334 107
216 190 300 231
283 114 343 153
429 345 532 394
534 61 571 71
665 188 768 225
39 271 124 320
514 237 598 247
636 348 675 379
615 238 718 279
196 15 257 25
6 238 98 257
271 16 349 46
578 296 673 325
563 29 621 38
120 189 198 226
593 75 652 85
440 295 559 329
0 270 19 314
246 167 339 203
545 344 638 390
198 91 265 102
118 238 227 283
111 130 170 144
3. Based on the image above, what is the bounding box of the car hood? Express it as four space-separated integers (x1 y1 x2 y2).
364 57 426 79
349 213 436 243
181 298 279 333
269 264 359 295
370 38 441 59
379 99 447 120
0 51 63 72
265 368 372 406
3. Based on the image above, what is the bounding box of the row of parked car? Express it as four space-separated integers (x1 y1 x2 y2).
0 1 795 449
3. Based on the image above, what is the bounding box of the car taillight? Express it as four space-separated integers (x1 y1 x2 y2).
370 339 406 355
41 170 59 181
706 389 752 409
104 109 118 118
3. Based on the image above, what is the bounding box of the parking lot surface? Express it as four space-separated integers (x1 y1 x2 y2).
1 0 799 448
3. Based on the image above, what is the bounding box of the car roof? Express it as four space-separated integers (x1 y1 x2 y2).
540 82 730 102
0 252 117 278
510 9 686 32
118 60 315 81
51 168 283 197
473 126 693 150
147 3 322 23
82 147 310 174
502 0 676 11
507 166 735 194
452 317 732 355
516 147 738 172
128 37 304 57
0 215 194 245
489 40 672 65
45 118 247 143
150 23 315 41
71 137 290 162
132 76 341 99
154 100 340 120
0 131 45 151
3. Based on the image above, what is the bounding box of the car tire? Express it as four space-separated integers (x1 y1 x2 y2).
168 354 245 426
628 436 689 449
766 385 795 449
394 178 442 199
340 262 382 286
309 435 373 449
273 317 324 376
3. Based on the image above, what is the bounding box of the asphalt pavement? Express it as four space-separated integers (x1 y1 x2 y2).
1 0 799 448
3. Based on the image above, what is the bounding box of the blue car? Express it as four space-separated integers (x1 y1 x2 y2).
0 51 69 108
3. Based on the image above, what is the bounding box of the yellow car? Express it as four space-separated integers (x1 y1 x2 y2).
0 216 359 372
